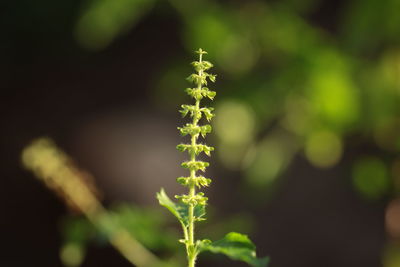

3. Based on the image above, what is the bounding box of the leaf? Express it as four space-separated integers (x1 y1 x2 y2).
157 189 206 226
179 202 206 223
109 204 179 252
156 188 182 222
198 232 269 267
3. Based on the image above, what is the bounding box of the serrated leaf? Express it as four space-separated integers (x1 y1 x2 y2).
157 189 206 227
198 232 269 267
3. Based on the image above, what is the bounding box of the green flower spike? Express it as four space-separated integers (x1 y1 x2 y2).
157 49 269 267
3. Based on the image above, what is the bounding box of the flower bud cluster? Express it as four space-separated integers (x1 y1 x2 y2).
175 48 216 208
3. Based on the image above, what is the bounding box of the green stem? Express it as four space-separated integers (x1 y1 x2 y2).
186 52 203 267
188 254 196 267
187 120 197 266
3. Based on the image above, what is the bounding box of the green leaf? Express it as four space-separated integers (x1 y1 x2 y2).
198 232 269 267
179 202 206 223
156 188 182 222
157 189 206 226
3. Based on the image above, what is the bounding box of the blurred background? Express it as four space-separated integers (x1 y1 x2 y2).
1 0 400 266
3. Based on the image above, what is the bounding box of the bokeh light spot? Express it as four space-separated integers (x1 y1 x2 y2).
282 95 311 135
75 0 154 51
216 35 259 75
60 243 85 267
352 157 390 199
373 117 400 152
309 51 360 131
383 243 400 267
214 100 256 169
385 198 400 238
185 12 232 57
245 131 296 187
391 158 400 193
305 130 342 168
214 100 256 145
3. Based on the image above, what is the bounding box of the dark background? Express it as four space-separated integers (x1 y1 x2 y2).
1 0 400 266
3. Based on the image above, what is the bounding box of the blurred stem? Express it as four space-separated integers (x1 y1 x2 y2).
21 138 165 267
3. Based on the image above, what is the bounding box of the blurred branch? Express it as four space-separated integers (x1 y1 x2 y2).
21 137 166 267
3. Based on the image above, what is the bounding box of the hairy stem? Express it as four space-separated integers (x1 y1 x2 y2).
188 254 196 267
186 52 203 267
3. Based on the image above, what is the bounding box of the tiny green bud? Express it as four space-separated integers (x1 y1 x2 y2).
195 48 208 55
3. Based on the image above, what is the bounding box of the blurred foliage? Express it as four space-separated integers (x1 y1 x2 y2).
22 139 257 266
22 138 172 267
60 204 181 267
67 2 400 263
148 0 400 203
383 242 400 267
75 0 155 50
352 157 391 200
59 204 258 267
12 0 400 266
